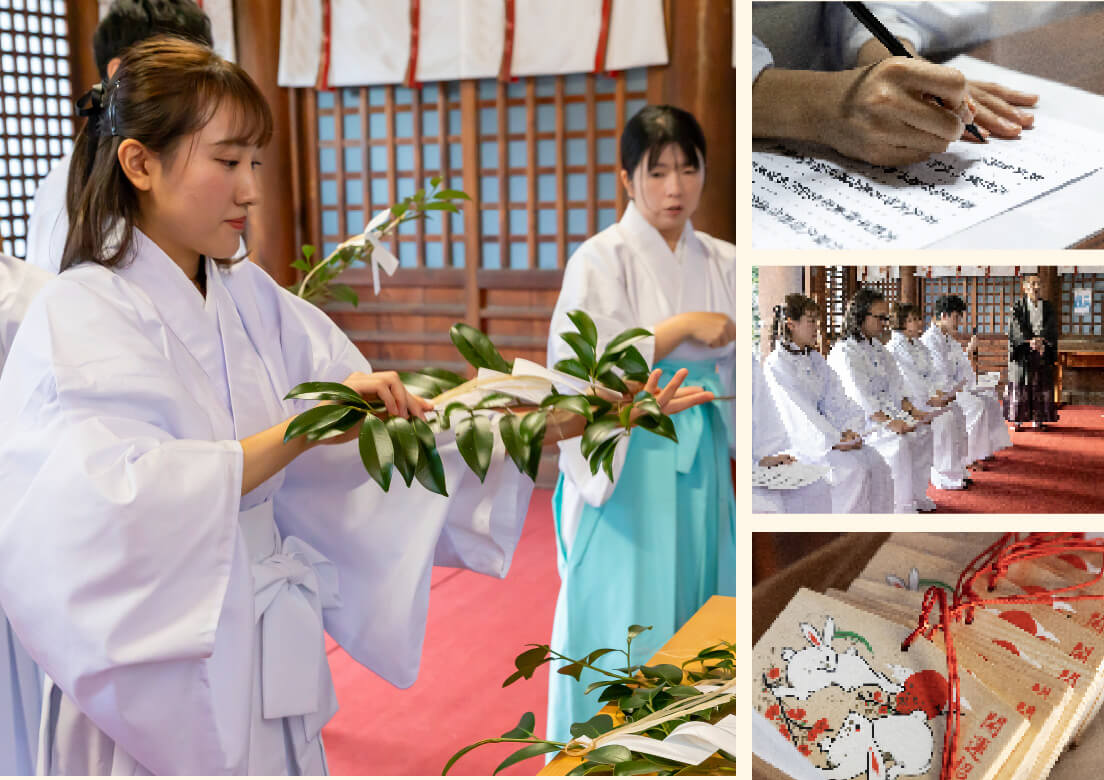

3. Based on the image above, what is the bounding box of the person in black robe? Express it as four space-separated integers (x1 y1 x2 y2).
1006 273 1058 431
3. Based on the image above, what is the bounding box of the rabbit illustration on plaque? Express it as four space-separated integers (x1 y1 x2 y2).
772 617 903 700
819 710 934 780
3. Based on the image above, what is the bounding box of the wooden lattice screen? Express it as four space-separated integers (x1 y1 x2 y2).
1060 272 1104 336
291 71 647 375
0 0 74 259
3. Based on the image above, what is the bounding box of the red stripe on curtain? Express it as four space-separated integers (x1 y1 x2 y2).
498 0 517 81
316 0 333 91
404 0 422 88
593 0 614 73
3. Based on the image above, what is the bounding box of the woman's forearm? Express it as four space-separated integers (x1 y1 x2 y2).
240 416 314 494
752 67 837 143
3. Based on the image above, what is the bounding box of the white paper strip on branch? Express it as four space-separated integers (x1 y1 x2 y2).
511 0 603 77
204 0 237 63
418 0 504 82
277 0 322 87
329 0 411 87
605 0 668 70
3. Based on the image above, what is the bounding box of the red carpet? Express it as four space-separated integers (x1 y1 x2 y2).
321 489 560 776
928 405 1104 513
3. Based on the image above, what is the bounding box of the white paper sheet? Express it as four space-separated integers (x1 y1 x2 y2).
752 58 1104 250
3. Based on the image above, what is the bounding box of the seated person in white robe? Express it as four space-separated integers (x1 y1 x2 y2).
827 288 936 513
886 302 970 491
0 39 715 776
752 2 1048 166
25 0 214 274
921 293 1012 465
763 293 893 514
751 351 830 513
0 255 50 775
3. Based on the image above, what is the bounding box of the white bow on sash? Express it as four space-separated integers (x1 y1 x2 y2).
252 535 342 740
362 208 400 294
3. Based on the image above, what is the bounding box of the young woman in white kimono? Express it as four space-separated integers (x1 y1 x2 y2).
886 303 971 491
762 294 893 515
751 352 830 513
0 40 710 775
921 294 1012 465
827 288 936 513
544 105 736 746
0 254 49 775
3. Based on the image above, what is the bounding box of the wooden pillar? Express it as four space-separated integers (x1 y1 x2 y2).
66 3 100 102
234 0 296 286
899 266 918 305
1038 265 1060 314
646 0 735 242
758 266 804 357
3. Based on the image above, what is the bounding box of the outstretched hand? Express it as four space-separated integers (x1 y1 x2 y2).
963 81 1038 140
635 368 715 419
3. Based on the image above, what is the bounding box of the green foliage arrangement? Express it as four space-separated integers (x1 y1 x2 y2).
441 625 736 776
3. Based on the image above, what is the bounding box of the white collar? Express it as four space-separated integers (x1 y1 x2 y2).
618 200 698 260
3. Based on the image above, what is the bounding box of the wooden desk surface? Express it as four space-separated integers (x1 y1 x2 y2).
965 9 1104 249
539 595 736 776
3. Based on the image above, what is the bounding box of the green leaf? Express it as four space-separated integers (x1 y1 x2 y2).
584 678 631 695
285 381 368 407
450 322 513 373
414 439 448 496
601 327 652 360
514 645 551 678
570 714 615 739
540 393 594 422
358 414 395 490
284 403 361 442
586 394 614 419
410 416 437 449
391 202 409 218
585 432 620 478
614 759 668 776
553 358 591 382
385 416 419 487
500 712 536 739
423 201 460 212
628 625 652 642
566 761 599 776
666 685 703 699
561 331 597 372
435 188 472 201
442 401 470 429
430 175 443 188
301 244 316 260
291 257 310 272
585 648 619 665
640 664 684 686
600 443 617 482
581 419 620 459
499 415 531 477
597 370 630 395
502 669 525 687
493 742 561 775
557 661 585 680
635 412 678 444
586 745 633 765
597 683 633 703
520 410 547 480
566 310 599 349
455 413 494 482
633 396 662 418
418 366 468 388
615 346 649 379
310 407 365 441
399 371 449 398
330 283 359 307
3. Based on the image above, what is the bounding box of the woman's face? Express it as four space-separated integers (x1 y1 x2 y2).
904 312 924 339
137 102 261 264
861 300 890 339
787 310 819 348
620 143 704 241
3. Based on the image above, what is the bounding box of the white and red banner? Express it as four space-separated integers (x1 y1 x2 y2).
277 0 667 88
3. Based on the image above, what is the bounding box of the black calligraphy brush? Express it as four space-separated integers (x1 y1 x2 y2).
843 1 986 143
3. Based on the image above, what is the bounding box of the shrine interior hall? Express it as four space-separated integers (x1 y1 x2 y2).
0 1 736 776
755 265 1104 515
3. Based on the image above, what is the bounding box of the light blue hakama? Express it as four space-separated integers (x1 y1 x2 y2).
545 359 736 745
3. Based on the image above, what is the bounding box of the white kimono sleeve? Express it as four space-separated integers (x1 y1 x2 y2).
819 356 867 434
752 354 789 463
827 342 886 419
0 282 247 774
752 35 773 81
247 275 534 688
546 244 650 507
763 352 843 461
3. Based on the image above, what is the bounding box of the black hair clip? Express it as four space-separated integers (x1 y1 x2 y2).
75 78 121 137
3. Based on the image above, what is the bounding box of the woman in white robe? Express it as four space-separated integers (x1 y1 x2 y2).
544 105 736 746
921 294 1012 464
0 40 716 776
0 254 49 775
762 294 893 515
827 289 935 513
751 352 830 513
886 303 970 491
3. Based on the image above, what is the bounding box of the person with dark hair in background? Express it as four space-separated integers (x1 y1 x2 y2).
922 293 1013 464
886 302 971 490
0 255 50 773
545 104 736 745
25 0 213 273
762 293 894 514
1006 273 1058 432
828 288 936 512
